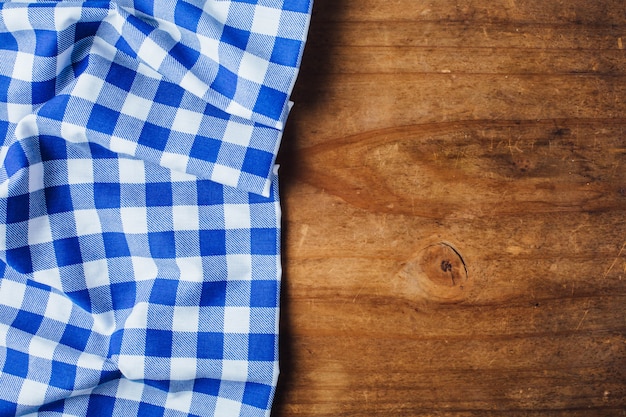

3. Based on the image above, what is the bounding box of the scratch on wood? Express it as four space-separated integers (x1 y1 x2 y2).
352 285 364 303
508 138 524 155
603 241 626 279
576 309 589 331
298 224 310 249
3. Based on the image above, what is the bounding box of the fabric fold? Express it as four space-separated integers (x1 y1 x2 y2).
0 0 312 196
0 1 311 416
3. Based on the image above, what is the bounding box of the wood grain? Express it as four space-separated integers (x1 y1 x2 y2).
273 1 626 415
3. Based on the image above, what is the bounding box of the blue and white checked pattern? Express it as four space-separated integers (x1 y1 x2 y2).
0 0 311 416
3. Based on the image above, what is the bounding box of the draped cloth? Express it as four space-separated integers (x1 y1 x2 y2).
0 1 312 415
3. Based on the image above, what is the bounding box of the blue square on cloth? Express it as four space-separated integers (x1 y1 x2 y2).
34 30 58 57
99 369 123 385
253 86 286 120
242 148 273 178
50 361 77 390
283 0 311 13
53 237 83 266
193 378 221 396
271 37 302 67
197 180 224 205
89 141 118 159
86 395 116 416
115 36 137 59
0 122 6 142
105 62 136 92
145 329 173 357
40 136 68 161
189 136 221 162
7 194 30 223
87 104 120 135
250 281 277 307
126 13 156 37
74 21 101 41
150 279 178 305
221 25 250 48
197 332 224 359
170 42 200 71
199 230 227 256
250 228 277 255
3 349 29 378
0 75 9 102
67 289 92 312
60 324 92 351
111 282 137 310
145 379 170 392
211 66 238 99
199 281 227 307
0 33 17 52
6 246 33 274
138 122 170 151
3 143 28 177
45 185 75 214
12 311 44 335
154 81 184 107
39 400 65 413
138 402 165 416
146 183 173 207
32 79 57 105
108 330 123 356
242 382 273 409
174 2 203 32
95 183 121 209
131 0 153 17
148 231 176 258
0 400 17 416
37 94 70 121
248 334 275 361
103 233 132 259
72 56 90 77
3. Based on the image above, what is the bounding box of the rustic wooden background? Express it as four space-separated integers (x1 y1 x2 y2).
273 1 626 415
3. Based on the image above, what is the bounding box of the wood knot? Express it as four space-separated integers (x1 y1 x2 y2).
397 242 469 303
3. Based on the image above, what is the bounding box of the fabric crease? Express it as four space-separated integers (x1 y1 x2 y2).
0 0 311 415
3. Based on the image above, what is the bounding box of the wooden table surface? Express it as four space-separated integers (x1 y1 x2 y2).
273 1 626 415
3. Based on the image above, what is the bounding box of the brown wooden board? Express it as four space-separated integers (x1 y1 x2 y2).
273 1 626 415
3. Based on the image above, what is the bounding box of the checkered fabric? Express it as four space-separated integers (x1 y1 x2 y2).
0 1 312 416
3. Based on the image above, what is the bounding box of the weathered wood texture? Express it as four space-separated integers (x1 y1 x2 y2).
273 1 626 415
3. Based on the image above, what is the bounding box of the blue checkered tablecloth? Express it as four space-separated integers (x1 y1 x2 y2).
0 1 312 415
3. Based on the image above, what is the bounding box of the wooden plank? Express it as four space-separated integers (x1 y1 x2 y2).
309 21 626 49
311 0 626 25
304 48 626 75
273 0 626 415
